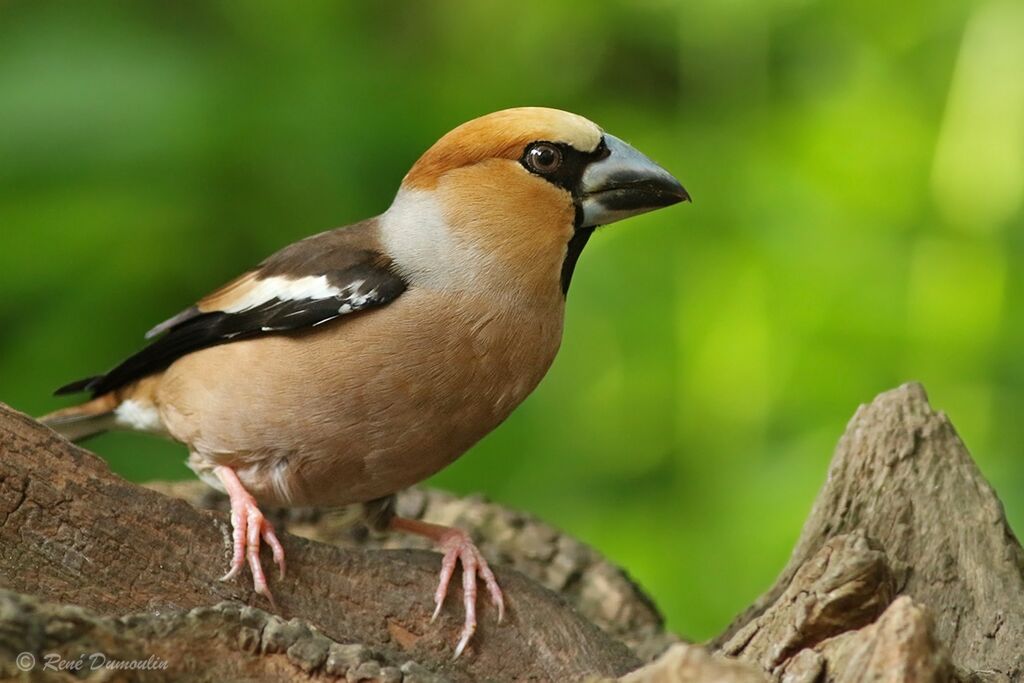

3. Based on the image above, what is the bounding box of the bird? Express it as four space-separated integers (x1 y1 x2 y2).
41 107 688 657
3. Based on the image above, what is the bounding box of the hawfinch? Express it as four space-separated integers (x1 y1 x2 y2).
43 107 688 656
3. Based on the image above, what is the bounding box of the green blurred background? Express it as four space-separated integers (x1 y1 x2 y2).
2 1 1023 640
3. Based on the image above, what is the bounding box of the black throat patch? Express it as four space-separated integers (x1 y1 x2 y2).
561 224 594 295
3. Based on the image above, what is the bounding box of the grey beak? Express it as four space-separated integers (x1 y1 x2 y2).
579 134 689 228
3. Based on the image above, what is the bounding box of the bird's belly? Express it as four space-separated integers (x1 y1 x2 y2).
158 292 563 508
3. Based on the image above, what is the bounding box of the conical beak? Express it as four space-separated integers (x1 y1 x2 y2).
579 134 689 228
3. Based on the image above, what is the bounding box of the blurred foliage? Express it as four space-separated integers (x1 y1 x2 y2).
2 0 1023 640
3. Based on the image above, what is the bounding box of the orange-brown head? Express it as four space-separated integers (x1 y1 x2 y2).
403 108 604 190
381 107 688 302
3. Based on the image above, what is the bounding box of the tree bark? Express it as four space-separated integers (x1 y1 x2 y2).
712 383 1024 681
1 382 1022 682
0 402 639 682
138 480 677 663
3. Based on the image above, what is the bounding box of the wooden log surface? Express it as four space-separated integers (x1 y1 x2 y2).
713 383 1024 681
0 402 640 682
1 382 1023 682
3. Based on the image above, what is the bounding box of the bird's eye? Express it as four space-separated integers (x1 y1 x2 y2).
525 143 563 175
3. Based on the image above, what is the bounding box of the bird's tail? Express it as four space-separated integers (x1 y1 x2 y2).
39 393 119 443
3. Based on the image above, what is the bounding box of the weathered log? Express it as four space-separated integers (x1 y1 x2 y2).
620 643 769 683
141 480 677 663
0 589 448 683
714 383 1024 681
0 402 640 682
2 382 1023 682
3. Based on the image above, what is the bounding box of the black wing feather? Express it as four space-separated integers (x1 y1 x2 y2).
55 263 406 398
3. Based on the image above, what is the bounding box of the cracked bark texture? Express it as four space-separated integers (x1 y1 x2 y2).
0 589 445 683
142 480 677 663
0 402 639 682
2 382 1023 682
713 383 1024 682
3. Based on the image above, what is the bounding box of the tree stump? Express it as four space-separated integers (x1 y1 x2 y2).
0 383 1021 681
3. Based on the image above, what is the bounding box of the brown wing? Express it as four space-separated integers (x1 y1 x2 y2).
56 219 408 397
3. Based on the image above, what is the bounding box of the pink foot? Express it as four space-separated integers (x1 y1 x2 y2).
390 517 504 658
214 466 286 609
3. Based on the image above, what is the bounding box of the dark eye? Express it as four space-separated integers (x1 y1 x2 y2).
525 143 562 175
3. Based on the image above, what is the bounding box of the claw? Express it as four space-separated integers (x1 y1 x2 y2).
453 544 478 659
431 543 460 623
389 516 505 658
214 466 285 609
263 523 287 580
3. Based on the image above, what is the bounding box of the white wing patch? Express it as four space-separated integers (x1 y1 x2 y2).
336 280 379 311
220 275 383 319
221 275 341 313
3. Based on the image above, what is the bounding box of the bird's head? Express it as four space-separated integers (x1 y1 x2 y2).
381 107 688 300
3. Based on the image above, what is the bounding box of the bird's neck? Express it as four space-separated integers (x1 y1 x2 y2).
379 187 569 311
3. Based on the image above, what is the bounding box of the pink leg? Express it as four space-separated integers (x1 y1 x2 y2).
390 516 504 658
214 466 286 608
